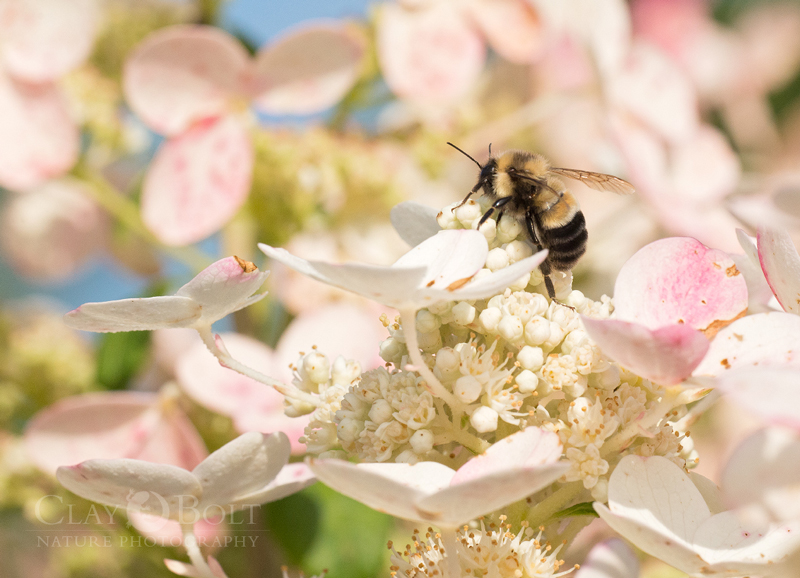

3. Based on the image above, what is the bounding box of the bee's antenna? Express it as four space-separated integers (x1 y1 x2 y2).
447 142 482 169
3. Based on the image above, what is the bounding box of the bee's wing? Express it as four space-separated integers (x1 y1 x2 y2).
549 168 635 195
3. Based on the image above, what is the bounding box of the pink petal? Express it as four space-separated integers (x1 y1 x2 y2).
57 459 202 517
671 125 740 205
128 513 225 548
0 0 99 82
716 368 800 429
451 427 562 484
253 21 365 115
243 462 316 505
24 391 207 476
0 71 78 191
0 178 108 279
758 227 800 315
377 1 486 105
141 116 254 246
734 230 775 312
581 317 709 385
63 296 202 333
693 312 800 376
192 432 291 511
613 237 748 336
274 303 387 380
233 409 309 456
464 0 543 64
124 25 249 136
177 332 279 417
607 42 699 143
174 256 269 327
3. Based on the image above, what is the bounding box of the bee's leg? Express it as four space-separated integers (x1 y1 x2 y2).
524 212 571 307
453 181 486 210
477 197 511 229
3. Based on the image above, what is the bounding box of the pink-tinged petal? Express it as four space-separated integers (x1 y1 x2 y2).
64 296 202 333
232 408 309 456
721 427 800 522
464 0 543 64
594 455 709 575
192 432 291 511
415 462 568 526
581 317 709 385
716 368 800 429
758 227 800 315
142 116 254 246
390 201 441 248
24 391 207 475
0 0 99 82
613 237 748 336
452 427 562 484
123 25 249 136
57 459 202 518
274 304 387 379
253 21 365 115
177 332 278 417
575 538 639 578
243 462 316 505
128 513 225 548
607 42 698 143
164 556 229 578
693 512 800 572
175 256 269 326
693 312 800 376
735 230 775 312
0 178 108 279
671 125 740 205
0 71 78 191
307 459 455 523
260 230 489 310
377 1 486 105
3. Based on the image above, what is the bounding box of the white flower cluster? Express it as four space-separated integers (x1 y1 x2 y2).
296 200 694 491
388 522 577 578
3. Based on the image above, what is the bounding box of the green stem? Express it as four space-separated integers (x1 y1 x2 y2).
74 164 213 274
526 482 585 529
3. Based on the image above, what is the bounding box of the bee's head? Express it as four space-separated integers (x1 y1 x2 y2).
474 158 497 192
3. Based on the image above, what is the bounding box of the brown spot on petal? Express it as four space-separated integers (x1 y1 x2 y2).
734 333 744 341
726 264 740 277
712 262 721 269
701 308 747 339
426 280 435 287
447 277 472 291
234 256 257 273
721 358 731 369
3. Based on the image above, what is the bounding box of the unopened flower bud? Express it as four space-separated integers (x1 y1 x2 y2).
303 352 330 384
524 317 550 345
410 429 434 454
369 399 394 424
456 201 481 224
416 310 441 334
496 217 523 243
434 347 460 380
395 449 420 464
380 337 405 363
486 248 509 271
480 307 502 332
474 217 496 242
509 272 531 291
498 315 523 342
470 406 499 432
505 240 532 262
455 375 482 403
452 302 476 325
515 370 538 393
517 346 544 371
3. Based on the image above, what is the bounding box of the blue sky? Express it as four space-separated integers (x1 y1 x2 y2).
222 0 373 46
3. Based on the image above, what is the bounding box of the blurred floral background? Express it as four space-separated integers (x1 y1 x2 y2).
1 0 800 576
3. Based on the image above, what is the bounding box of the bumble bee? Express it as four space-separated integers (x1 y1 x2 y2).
448 142 635 301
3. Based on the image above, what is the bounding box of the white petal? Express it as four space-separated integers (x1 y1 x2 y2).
175 256 269 328
694 512 800 572
392 229 487 290
390 201 441 247
758 226 800 315
308 459 455 523
57 459 201 519
607 455 710 544
192 432 290 511
575 538 639 578
693 312 800 376
716 367 800 428
63 296 202 333
721 427 800 523
416 463 568 526
244 462 316 505
439 251 548 301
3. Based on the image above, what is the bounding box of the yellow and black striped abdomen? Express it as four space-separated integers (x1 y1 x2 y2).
539 195 587 272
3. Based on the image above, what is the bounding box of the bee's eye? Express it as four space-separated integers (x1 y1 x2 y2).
507 166 515 173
